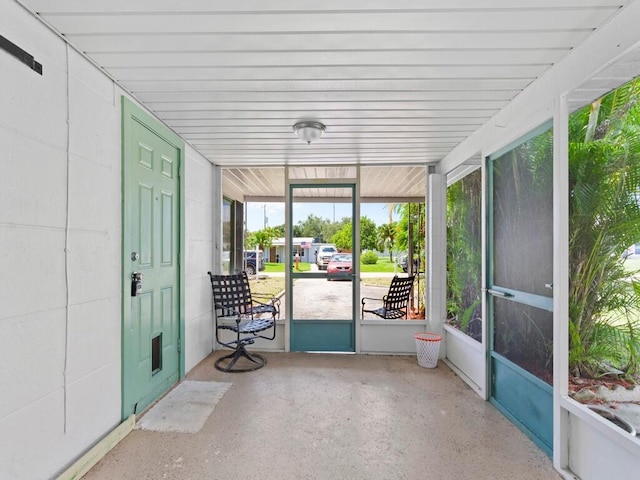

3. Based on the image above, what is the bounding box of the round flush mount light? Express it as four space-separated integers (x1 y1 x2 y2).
292 121 326 144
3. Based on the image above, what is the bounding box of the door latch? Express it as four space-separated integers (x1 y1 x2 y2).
131 271 144 297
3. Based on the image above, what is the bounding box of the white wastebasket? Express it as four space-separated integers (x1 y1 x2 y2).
414 332 442 368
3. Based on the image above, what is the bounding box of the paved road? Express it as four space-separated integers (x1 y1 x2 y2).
295 277 385 319
253 266 414 320
273 276 393 320
263 271 399 278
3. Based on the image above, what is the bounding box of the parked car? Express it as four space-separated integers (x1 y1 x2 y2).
326 253 353 281
243 250 265 275
397 253 420 273
316 245 338 270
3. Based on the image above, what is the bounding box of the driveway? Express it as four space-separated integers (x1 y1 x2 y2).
282 276 393 320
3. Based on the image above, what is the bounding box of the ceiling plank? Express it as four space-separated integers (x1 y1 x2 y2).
110 65 549 82
15 0 634 187
92 49 565 68
27 0 626 14
136 90 520 103
123 78 534 92
41 10 617 35
69 31 592 54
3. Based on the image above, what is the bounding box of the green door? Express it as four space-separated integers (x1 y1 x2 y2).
289 184 356 352
487 124 554 456
122 98 184 418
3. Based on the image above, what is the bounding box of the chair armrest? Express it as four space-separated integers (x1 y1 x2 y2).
252 296 278 307
252 292 274 302
361 296 385 320
361 296 383 306
250 296 281 319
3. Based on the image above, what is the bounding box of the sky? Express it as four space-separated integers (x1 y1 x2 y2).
246 202 396 232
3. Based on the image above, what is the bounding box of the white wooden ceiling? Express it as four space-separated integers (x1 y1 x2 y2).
18 0 634 200
223 165 429 202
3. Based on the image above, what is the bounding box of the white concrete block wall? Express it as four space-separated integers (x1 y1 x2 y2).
360 323 427 354
63 45 123 471
185 146 215 371
1 4 80 478
427 173 447 340
0 3 216 478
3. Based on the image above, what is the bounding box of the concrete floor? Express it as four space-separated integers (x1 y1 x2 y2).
83 352 559 480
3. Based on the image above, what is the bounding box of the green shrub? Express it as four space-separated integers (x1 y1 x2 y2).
361 251 379 265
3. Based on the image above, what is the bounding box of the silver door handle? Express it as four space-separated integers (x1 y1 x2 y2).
487 289 514 298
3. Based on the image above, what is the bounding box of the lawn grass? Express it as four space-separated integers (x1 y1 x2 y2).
361 256 400 273
360 277 395 287
249 276 285 299
249 275 393 296
264 257 400 274
264 262 312 272
598 256 640 326
264 263 284 272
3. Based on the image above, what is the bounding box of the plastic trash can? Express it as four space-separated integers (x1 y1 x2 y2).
414 332 442 368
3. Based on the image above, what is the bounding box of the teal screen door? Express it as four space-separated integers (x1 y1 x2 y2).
289 184 356 352
122 98 183 418
488 125 554 455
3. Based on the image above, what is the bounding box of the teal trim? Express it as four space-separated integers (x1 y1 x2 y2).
487 287 553 312
178 140 185 379
286 185 292 350
487 122 554 455
222 197 234 273
291 321 354 352
488 120 553 161
486 156 495 291
490 353 553 457
288 183 357 352
121 96 185 419
132 370 180 419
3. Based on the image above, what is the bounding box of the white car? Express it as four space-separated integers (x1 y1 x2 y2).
316 245 338 270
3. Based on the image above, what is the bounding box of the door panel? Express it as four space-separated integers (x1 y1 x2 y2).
289 184 356 352
493 296 553 376
291 321 354 352
291 277 354 321
491 354 553 448
122 100 183 418
488 124 553 455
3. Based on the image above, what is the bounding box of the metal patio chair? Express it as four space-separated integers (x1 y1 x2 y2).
361 275 416 320
207 271 279 372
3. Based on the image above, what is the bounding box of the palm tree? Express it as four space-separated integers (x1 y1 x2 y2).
446 169 482 340
568 77 640 378
245 227 278 252
377 222 396 261
394 203 425 270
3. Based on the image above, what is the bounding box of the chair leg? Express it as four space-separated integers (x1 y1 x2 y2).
214 343 267 372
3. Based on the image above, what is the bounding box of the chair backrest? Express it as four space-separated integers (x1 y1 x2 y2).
385 275 415 311
208 271 253 319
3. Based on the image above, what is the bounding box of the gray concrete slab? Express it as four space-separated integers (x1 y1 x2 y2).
83 353 558 480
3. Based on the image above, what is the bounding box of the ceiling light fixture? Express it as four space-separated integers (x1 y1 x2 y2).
292 121 326 144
